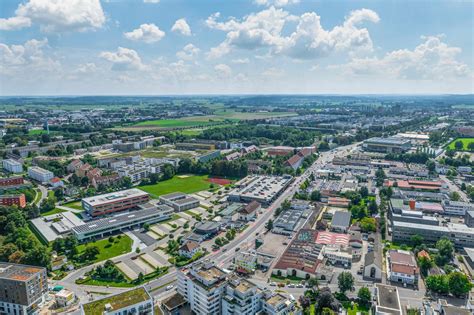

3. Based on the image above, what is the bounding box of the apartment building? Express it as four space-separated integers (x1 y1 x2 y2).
387 250 419 285
0 263 48 315
2 159 23 173
222 275 263 315
27 166 54 183
0 176 25 189
81 287 153 315
0 194 26 208
81 188 150 217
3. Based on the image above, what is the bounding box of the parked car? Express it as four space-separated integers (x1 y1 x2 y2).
166 285 174 291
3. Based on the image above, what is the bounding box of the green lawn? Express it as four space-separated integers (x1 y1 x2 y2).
138 175 212 198
62 201 83 210
343 302 370 315
40 208 67 217
447 138 474 151
77 235 133 263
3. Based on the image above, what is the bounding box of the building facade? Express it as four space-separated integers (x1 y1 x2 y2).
27 166 54 183
2 159 23 173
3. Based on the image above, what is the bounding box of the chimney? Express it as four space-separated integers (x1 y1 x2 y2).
409 199 416 210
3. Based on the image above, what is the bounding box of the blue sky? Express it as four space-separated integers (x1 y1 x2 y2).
0 0 472 95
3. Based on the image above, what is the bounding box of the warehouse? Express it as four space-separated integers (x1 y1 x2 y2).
228 175 293 206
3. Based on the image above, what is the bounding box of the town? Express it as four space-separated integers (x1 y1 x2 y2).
0 95 473 315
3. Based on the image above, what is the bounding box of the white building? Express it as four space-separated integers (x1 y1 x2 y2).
262 292 296 315
55 289 75 307
234 251 258 273
81 287 153 315
442 200 474 216
3 159 23 173
222 276 263 315
28 166 54 183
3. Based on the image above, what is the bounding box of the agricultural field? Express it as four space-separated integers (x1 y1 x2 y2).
138 174 214 198
447 138 474 151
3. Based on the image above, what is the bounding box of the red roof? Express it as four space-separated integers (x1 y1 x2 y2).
50 177 61 183
316 231 349 246
392 263 419 276
286 154 303 166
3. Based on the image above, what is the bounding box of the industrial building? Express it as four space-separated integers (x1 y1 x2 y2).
160 192 200 212
0 263 48 315
362 137 411 153
81 188 150 217
228 175 293 205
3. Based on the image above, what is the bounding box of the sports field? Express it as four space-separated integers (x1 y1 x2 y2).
447 138 474 151
138 175 212 198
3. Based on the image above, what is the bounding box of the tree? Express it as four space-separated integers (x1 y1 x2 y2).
360 217 376 232
357 287 371 306
337 271 354 294
468 142 474 152
308 277 318 288
149 173 160 185
410 235 424 247
122 176 132 188
417 256 433 277
310 190 321 201
436 237 454 265
368 200 378 215
426 275 449 294
265 219 273 231
315 287 340 313
82 246 100 261
454 140 464 151
161 164 176 180
426 160 436 173
448 272 472 297
450 191 460 201
360 186 369 198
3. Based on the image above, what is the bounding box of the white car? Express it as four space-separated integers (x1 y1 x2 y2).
165 285 174 291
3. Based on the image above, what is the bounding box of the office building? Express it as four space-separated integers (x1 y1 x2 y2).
442 200 474 216
2 159 23 173
27 166 54 183
160 192 200 212
362 137 411 153
81 287 153 315
81 188 149 217
0 263 48 315
0 194 26 208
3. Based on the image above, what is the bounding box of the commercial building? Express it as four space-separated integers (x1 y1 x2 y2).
30 211 85 243
272 201 314 235
330 211 351 233
384 179 445 192
228 175 293 206
442 200 474 216
160 192 200 212
238 201 261 221
72 206 173 241
362 137 411 153
2 159 23 173
81 188 150 217
81 287 153 315
0 194 26 208
234 251 258 274
0 263 48 315
27 166 54 183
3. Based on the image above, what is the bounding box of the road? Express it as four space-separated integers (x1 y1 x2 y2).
58 142 361 303
36 184 48 206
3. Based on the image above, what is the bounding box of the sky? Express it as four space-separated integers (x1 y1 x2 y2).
0 0 473 95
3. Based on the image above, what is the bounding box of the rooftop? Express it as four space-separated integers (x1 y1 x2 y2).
82 287 151 315
0 263 45 281
82 188 148 206
331 211 351 228
375 284 402 315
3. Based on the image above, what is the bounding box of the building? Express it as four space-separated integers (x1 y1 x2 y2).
196 150 221 163
81 287 153 315
238 201 261 221
67 159 83 173
73 206 173 242
442 200 474 216
30 211 85 243
55 289 75 307
0 176 24 189
178 241 200 259
228 175 293 206
222 275 263 315
234 251 258 274
262 293 296 315
0 263 48 315
160 192 200 212
330 211 351 233
3 159 23 173
387 250 419 285
81 188 150 217
176 142 215 151
272 201 314 235
466 211 474 228
0 194 26 208
327 197 350 208
363 137 411 153
374 284 402 315
384 179 445 192
27 166 54 183
363 251 382 281
177 261 228 315
265 146 294 157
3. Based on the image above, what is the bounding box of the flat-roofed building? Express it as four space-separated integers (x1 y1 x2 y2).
262 292 296 315
222 275 263 315
30 211 85 243
81 287 153 315
374 284 402 315
27 166 54 183
228 175 293 206
72 206 173 242
0 176 25 189
160 192 200 212
82 188 149 217
363 137 411 153
442 200 474 216
0 263 48 315
330 211 351 233
0 193 26 208
2 159 23 173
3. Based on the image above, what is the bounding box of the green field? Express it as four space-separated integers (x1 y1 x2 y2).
77 235 133 263
62 201 83 210
40 208 67 217
447 138 474 151
138 175 211 198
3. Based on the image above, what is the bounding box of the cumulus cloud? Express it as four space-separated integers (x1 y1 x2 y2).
171 18 192 36
214 63 232 78
206 7 379 60
332 35 471 80
100 47 147 71
176 44 200 60
254 0 300 7
0 16 31 31
2 0 106 33
124 24 165 43
143 0 160 3
0 38 60 76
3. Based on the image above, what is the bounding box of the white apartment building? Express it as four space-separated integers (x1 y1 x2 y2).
2 159 23 173
28 166 54 183
262 293 297 315
222 276 263 315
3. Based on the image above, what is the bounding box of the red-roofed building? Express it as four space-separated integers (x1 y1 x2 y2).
328 197 350 208
238 201 261 221
315 231 350 247
388 250 419 285
384 179 445 192
178 241 200 259
49 177 64 188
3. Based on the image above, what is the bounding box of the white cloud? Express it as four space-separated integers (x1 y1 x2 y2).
332 35 471 80
171 18 191 36
262 67 284 78
206 7 379 60
254 0 299 7
0 38 60 76
176 44 200 60
232 58 250 64
100 47 147 71
124 24 165 43
143 0 160 3
74 63 98 74
214 63 232 78
0 16 31 31
5 0 106 33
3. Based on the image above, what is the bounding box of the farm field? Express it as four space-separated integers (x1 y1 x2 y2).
138 175 213 198
76 235 133 263
447 138 474 151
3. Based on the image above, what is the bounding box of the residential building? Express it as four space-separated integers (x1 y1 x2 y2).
0 263 48 315
363 137 411 153
81 188 150 217
178 241 200 259
197 150 221 163
55 289 75 308
49 177 64 188
27 166 54 183
67 159 83 173
330 211 351 233
222 275 263 315
262 292 296 315
363 251 382 281
160 192 200 212
0 176 25 189
0 194 26 208
3 159 23 173
387 250 419 285
81 287 153 315
238 201 260 221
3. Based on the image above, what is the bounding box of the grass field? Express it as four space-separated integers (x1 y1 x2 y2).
138 175 211 198
40 208 67 217
447 138 474 151
77 235 133 263
62 201 83 210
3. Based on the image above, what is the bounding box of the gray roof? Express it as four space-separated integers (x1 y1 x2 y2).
364 251 381 268
331 211 351 228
